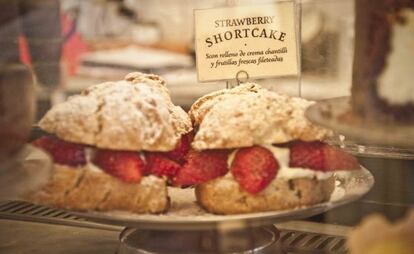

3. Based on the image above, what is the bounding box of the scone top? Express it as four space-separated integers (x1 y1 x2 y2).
185 84 358 214
39 72 192 152
189 83 333 150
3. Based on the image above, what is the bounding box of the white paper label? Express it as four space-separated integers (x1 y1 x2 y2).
194 2 298 82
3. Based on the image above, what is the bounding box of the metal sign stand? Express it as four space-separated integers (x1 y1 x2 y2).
226 70 250 89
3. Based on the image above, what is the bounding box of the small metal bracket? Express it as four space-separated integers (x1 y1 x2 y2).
226 70 250 89
236 70 249 85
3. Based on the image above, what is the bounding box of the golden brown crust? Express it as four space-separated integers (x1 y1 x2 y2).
29 165 84 208
39 72 192 152
189 83 261 126
189 83 332 150
29 164 169 214
64 170 113 211
195 176 335 214
98 174 169 214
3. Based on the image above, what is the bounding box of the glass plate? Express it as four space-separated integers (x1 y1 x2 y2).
306 97 414 149
72 167 374 230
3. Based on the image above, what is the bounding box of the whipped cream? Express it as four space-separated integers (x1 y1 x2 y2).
378 9 414 105
85 147 95 163
86 162 104 173
84 147 104 172
227 145 333 181
262 145 333 180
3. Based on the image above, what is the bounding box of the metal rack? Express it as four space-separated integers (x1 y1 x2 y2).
0 200 348 253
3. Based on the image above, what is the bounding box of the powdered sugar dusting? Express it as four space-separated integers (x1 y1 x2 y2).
39 72 192 152
190 83 333 150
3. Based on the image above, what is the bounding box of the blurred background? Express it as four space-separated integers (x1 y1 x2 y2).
0 0 412 228
0 0 355 119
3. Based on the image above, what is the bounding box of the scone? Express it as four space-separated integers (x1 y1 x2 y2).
29 72 192 214
174 83 360 214
347 210 414 254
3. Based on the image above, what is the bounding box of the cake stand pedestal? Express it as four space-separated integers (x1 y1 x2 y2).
118 225 281 254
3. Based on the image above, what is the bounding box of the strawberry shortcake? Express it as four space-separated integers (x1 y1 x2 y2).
177 83 360 214
29 72 192 214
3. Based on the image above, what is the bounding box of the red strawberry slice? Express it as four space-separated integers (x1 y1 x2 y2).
173 149 229 187
164 132 193 164
32 136 86 167
323 145 360 170
287 141 324 170
288 140 360 171
93 149 144 183
146 152 181 180
231 146 279 194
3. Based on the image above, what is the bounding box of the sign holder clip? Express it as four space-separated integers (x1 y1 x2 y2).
226 70 250 88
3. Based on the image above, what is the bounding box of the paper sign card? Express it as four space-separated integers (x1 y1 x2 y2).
195 2 298 82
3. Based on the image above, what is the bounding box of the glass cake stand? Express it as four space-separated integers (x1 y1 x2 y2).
24 127 374 253
306 97 414 160
69 168 374 254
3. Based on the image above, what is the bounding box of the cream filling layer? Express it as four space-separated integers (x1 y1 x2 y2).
85 147 103 172
227 145 333 181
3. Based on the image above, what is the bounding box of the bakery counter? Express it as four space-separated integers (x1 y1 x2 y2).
0 153 406 254
0 212 350 254
0 196 351 253
0 219 121 254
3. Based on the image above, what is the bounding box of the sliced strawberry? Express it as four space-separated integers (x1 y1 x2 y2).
323 145 360 170
32 136 86 167
288 140 360 171
231 146 279 194
173 149 229 187
93 149 143 183
164 132 193 164
287 141 325 170
146 152 181 180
